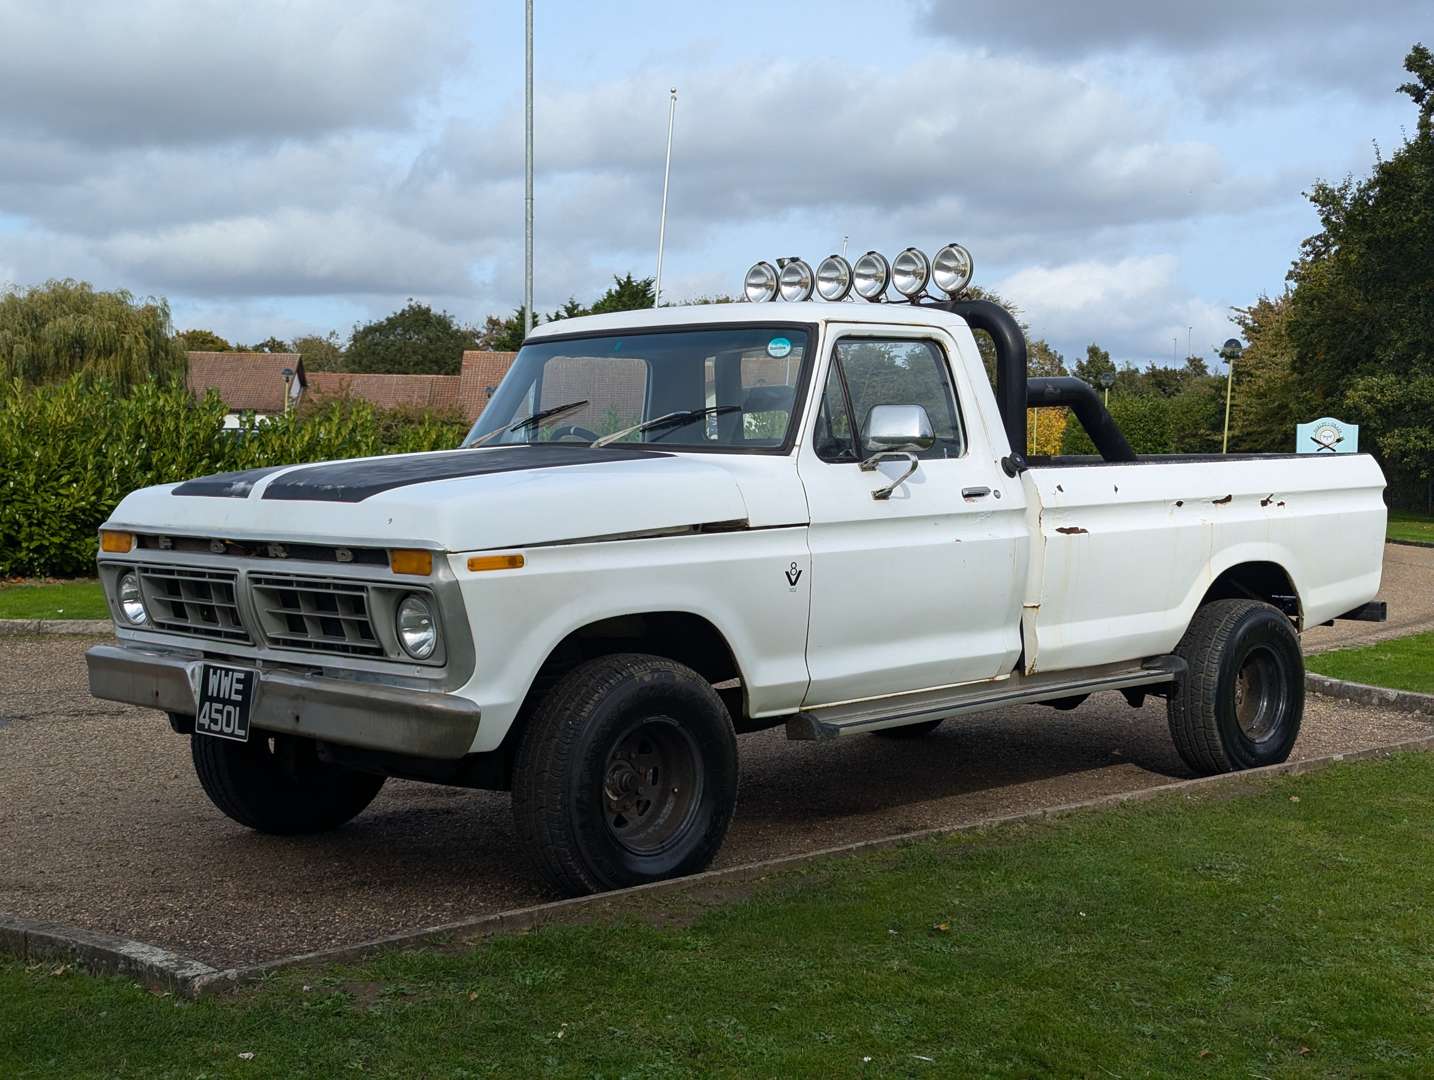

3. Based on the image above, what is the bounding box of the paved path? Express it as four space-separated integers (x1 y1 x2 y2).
1301 543 1434 653
2 632 1430 968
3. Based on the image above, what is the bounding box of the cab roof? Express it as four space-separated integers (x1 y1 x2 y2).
524 301 973 341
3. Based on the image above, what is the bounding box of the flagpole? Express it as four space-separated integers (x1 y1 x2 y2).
523 0 534 337
654 88 677 306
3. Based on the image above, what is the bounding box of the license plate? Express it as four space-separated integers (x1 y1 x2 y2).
195 664 256 742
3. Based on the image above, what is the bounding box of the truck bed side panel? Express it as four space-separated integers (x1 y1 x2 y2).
1021 454 1386 673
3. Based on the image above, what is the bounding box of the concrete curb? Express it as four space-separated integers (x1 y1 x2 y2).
0 914 220 993
1307 673 1434 715
1387 537 1434 549
9 734 1434 998
0 618 111 636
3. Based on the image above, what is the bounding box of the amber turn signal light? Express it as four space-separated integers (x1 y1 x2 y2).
467 553 525 573
389 549 434 576
100 530 135 553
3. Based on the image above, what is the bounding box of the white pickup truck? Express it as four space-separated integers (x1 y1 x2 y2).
87 247 1388 896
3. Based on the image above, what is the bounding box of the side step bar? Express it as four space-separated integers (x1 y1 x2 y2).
786 656 1186 740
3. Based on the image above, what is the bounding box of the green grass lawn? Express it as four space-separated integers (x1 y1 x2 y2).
7 753 1434 1078
0 579 107 620
1307 629 1434 695
1388 509 1434 545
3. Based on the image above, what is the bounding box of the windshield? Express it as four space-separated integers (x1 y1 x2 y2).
462 326 811 452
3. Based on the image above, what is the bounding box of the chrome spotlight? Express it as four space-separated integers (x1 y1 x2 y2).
892 247 931 298
778 258 815 302
852 251 890 301
744 261 779 302
932 243 974 296
815 254 853 301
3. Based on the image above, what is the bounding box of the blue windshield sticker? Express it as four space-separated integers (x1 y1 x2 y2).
767 336 792 359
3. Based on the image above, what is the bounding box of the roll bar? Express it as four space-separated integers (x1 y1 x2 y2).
928 297 1133 465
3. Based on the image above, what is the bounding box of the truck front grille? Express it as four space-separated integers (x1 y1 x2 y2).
137 565 250 643
250 573 384 656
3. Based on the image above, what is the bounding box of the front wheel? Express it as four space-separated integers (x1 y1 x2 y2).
512 654 738 896
1167 599 1304 775
191 731 385 834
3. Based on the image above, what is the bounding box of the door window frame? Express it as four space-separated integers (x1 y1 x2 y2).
808 330 969 465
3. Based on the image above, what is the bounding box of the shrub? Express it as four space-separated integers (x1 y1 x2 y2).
0 377 467 577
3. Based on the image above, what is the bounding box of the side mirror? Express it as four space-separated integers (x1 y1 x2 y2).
863 404 935 454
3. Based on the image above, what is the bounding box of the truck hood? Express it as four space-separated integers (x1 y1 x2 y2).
105 445 759 552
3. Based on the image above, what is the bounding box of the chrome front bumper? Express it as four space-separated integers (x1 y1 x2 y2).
85 642 481 759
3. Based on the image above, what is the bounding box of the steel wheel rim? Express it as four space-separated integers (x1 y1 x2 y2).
601 716 703 857
1234 645 1286 742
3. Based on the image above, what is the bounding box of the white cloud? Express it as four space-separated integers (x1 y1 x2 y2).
996 255 1237 362
0 0 468 146
99 208 475 298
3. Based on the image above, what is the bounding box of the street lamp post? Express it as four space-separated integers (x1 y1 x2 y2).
1219 337 1243 454
1099 370 1115 407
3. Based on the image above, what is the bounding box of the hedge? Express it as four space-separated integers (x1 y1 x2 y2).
0 377 468 577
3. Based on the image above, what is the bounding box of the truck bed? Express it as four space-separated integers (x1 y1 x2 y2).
1018 453 1386 674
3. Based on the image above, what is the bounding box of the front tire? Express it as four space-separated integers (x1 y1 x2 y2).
191 732 385 834
512 654 738 896
1167 599 1304 775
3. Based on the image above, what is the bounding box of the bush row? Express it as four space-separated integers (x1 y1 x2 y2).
0 377 468 577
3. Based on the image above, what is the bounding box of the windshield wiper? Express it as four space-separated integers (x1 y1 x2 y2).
592 405 740 447
466 399 590 448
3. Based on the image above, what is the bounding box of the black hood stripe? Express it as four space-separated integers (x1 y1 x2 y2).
257 445 670 503
171 465 289 498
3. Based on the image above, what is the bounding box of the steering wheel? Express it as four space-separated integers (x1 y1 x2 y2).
547 424 600 444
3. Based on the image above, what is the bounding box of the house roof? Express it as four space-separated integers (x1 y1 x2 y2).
459 351 517 421
308 372 463 414
187 352 305 413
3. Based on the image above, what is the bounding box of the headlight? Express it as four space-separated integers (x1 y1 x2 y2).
852 251 890 301
892 247 931 297
744 261 778 302
932 242 974 296
816 254 853 301
118 572 147 625
396 594 438 659
778 258 814 302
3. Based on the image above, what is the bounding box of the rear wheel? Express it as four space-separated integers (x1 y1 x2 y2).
191 732 385 834
1167 599 1304 775
512 654 738 896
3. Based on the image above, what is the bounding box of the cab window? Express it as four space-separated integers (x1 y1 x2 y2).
814 339 964 462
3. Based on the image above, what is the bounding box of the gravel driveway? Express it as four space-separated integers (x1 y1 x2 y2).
2 628 1430 968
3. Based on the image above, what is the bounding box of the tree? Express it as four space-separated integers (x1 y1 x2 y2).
1073 343 1115 386
1027 339 1066 377
177 328 231 351
291 332 344 372
589 273 655 314
0 278 185 388
248 336 291 353
477 309 528 352
1283 43 1434 499
344 301 480 375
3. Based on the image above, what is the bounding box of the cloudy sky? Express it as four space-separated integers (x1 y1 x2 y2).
0 1 1426 365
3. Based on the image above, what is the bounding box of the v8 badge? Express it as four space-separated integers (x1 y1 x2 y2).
785 562 803 589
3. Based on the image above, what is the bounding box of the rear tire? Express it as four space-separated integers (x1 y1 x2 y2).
871 719 944 738
1167 599 1304 775
512 654 738 896
191 732 385 834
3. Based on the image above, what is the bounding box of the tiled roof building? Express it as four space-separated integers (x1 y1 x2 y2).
186 352 305 414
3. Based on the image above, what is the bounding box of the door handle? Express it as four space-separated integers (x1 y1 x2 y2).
962 486 991 499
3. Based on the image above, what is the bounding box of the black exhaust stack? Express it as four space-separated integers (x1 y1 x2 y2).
939 299 1028 456
1027 377 1137 463
933 297 1135 465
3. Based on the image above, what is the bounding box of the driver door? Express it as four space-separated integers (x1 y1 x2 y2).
797 326 1027 706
